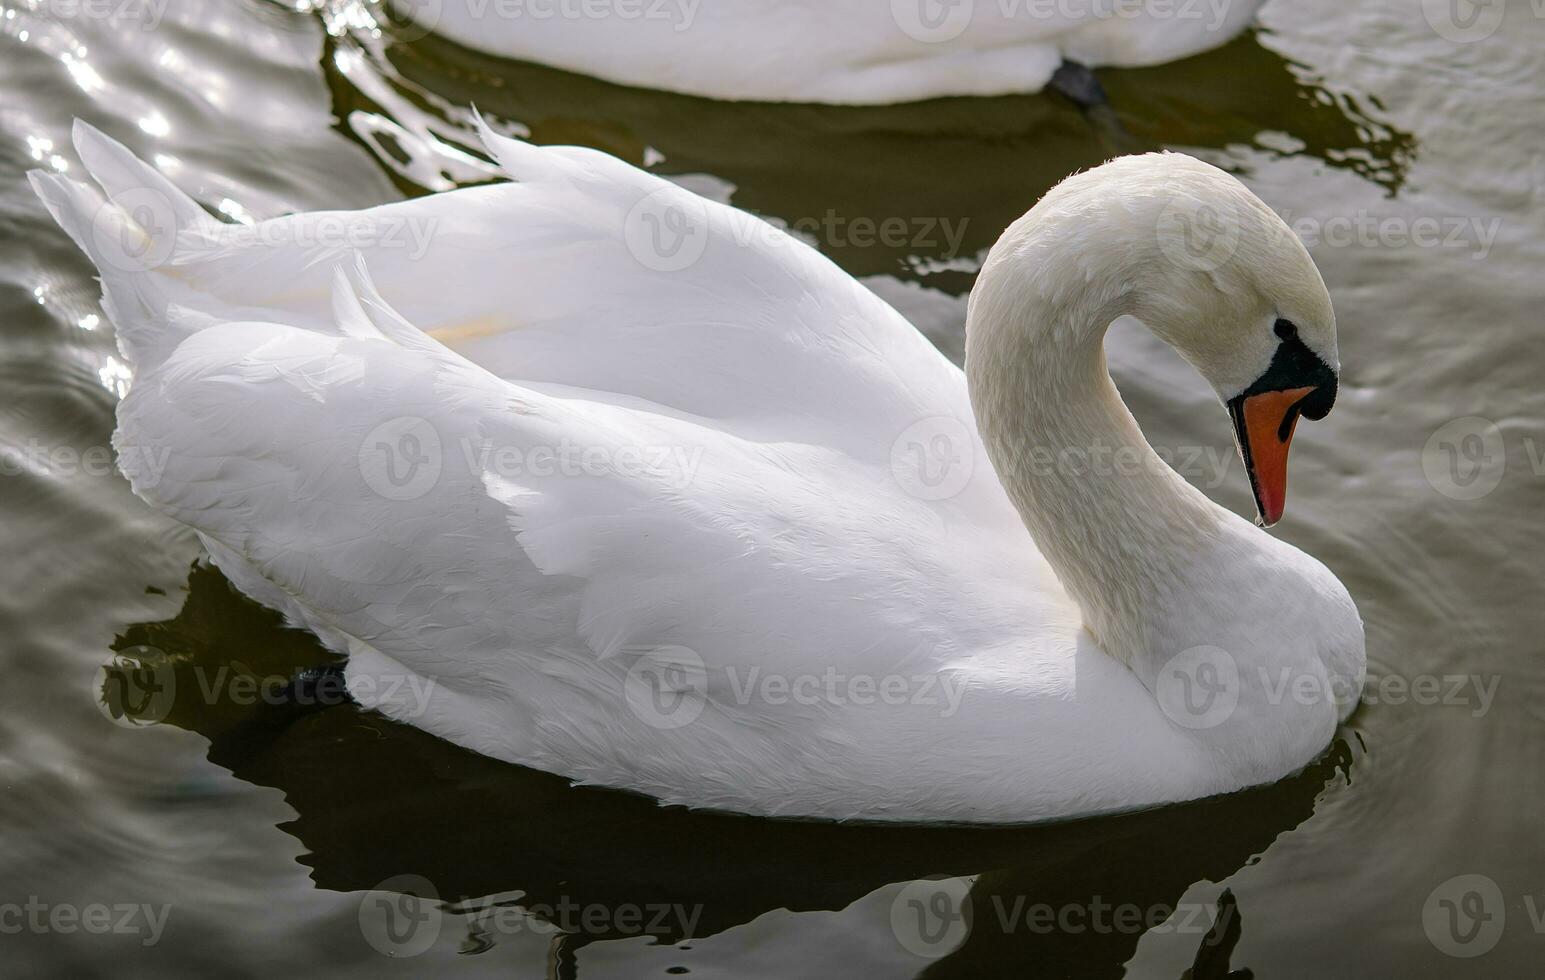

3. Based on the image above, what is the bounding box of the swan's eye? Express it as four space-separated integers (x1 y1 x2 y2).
1274 319 1298 341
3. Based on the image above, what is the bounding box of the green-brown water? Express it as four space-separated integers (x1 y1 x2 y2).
2 1 1543 976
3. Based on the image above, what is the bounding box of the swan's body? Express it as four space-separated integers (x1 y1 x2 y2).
394 0 1266 104
33 121 1363 824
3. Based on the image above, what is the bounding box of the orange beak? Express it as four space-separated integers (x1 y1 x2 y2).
1230 386 1315 527
1226 324 1339 528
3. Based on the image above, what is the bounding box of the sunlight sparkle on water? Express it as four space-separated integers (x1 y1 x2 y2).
217 198 254 225
98 357 132 398
61 53 104 93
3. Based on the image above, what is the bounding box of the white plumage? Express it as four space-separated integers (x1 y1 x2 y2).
393 0 1267 103
31 120 1363 823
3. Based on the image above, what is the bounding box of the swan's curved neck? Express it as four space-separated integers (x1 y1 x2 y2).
966 235 1227 679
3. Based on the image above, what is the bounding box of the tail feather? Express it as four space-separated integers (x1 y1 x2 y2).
328 253 490 382
338 252 451 357
70 119 220 237
469 108 631 187
329 263 388 343
28 122 223 373
26 167 105 260
471 109 569 184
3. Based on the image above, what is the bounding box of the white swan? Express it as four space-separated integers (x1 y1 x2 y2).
33 120 1363 824
387 0 1266 104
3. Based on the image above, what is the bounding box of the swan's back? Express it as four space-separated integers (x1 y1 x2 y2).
31 122 1180 823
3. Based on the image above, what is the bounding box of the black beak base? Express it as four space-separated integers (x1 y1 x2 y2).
1222 330 1339 527
1227 331 1339 424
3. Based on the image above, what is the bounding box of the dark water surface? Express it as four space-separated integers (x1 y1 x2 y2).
2 1 1543 976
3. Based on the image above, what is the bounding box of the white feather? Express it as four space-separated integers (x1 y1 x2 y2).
34 121 1363 823
395 0 1267 104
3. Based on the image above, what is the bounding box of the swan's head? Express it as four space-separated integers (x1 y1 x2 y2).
996 152 1340 527
1131 155 1339 528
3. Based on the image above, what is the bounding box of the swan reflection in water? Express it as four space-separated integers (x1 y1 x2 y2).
106 563 1356 979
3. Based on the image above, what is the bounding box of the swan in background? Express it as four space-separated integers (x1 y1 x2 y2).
383 0 1267 104
31 119 1362 824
